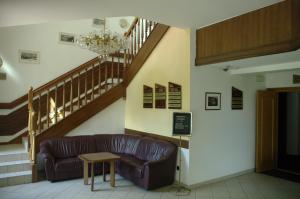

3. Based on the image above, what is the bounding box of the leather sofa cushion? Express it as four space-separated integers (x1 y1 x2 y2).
94 134 112 152
47 135 96 158
55 157 82 173
135 137 176 162
117 154 145 178
111 135 140 155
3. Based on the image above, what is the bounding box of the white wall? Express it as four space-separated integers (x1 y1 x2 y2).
125 27 190 184
265 69 300 88
0 17 134 102
67 99 125 136
187 28 265 185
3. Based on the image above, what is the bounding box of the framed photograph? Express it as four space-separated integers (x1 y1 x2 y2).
18 50 40 64
59 32 75 45
205 92 221 110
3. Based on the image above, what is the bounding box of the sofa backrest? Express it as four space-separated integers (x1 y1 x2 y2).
40 134 177 162
94 134 141 155
40 135 96 158
135 137 177 162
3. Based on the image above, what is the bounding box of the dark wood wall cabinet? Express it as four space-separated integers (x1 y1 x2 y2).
195 0 300 66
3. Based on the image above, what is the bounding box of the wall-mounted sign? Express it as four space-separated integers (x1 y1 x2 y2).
172 112 192 136
232 87 243 110
293 75 300 84
155 84 166 109
168 82 182 109
143 85 153 108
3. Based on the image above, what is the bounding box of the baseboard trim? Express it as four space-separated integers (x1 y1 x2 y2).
186 168 255 189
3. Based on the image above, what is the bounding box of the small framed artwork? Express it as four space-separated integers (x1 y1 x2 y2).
18 50 40 64
155 84 166 109
143 85 153 108
59 32 75 45
232 87 243 110
205 92 221 110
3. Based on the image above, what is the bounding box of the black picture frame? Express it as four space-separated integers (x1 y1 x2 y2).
205 92 221 110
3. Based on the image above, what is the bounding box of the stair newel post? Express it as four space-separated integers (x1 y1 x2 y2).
28 87 37 163
63 80 66 118
85 68 88 105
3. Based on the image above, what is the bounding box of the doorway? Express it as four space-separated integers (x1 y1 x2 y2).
256 88 300 181
277 92 300 174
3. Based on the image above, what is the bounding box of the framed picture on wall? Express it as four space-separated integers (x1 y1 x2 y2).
18 50 40 64
205 92 221 110
59 32 75 45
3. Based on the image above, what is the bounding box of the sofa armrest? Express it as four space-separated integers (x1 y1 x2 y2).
39 141 56 181
143 156 177 190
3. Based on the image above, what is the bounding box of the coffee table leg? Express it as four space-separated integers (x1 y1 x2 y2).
110 160 115 187
103 162 106 182
83 161 88 185
91 163 94 191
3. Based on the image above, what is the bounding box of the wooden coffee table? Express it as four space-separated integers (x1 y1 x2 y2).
79 152 120 191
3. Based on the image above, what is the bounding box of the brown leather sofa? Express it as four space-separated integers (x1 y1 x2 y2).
39 134 177 190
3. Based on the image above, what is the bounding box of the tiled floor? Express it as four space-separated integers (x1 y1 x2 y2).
0 172 300 199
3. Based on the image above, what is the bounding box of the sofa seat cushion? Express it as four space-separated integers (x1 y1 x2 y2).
117 154 145 178
55 157 82 173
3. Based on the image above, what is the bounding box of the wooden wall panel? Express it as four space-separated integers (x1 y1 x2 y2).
196 0 300 65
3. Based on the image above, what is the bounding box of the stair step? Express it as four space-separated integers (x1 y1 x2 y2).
0 160 31 174
0 170 32 187
0 145 28 163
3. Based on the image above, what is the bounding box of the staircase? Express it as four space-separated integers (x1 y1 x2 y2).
0 138 31 187
0 18 169 186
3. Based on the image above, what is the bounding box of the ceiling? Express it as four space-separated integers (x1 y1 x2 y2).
0 0 280 28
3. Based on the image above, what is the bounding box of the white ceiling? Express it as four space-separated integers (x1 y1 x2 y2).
0 0 280 28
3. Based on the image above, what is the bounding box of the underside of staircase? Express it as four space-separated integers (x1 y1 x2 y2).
0 18 169 186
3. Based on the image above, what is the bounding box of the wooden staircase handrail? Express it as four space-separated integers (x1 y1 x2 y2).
124 17 139 37
33 57 100 95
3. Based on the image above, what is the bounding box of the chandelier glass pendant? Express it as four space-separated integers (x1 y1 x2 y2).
76 26 129 56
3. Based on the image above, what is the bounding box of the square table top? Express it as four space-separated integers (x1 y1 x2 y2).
78 152 120 163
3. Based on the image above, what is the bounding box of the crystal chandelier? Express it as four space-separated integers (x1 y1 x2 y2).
76 23 129 56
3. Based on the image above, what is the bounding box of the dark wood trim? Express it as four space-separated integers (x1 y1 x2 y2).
124 128 189 149
31 164 38 183
124 24 169 87
268 86 300 93
35 84 125 152
0 95 27 109
0 131 28 145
